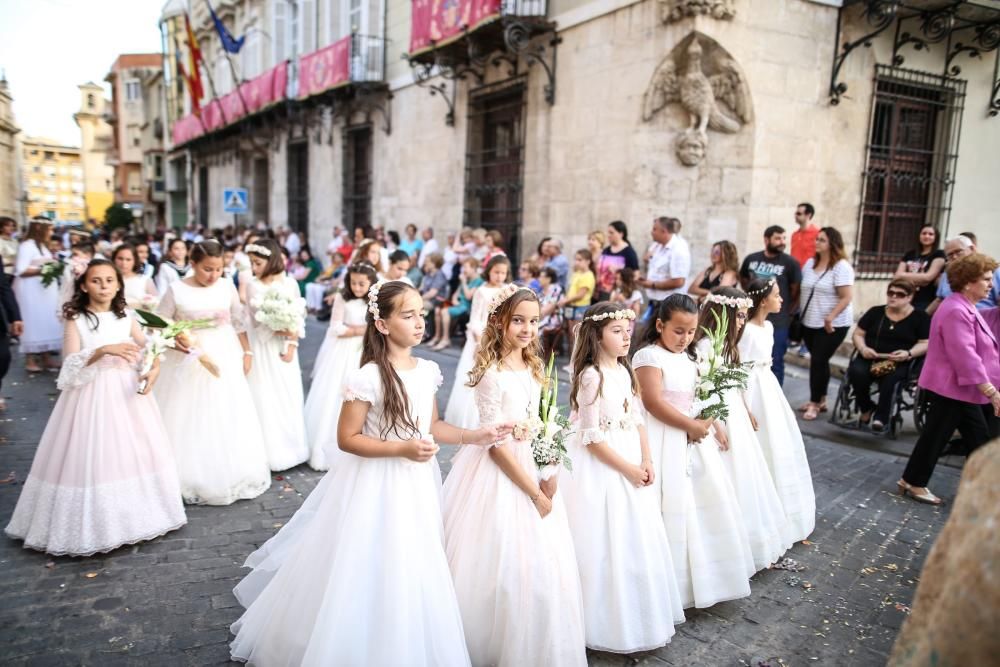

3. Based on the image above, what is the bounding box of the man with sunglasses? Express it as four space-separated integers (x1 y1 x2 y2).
848 278 930 433
926 235 1000 315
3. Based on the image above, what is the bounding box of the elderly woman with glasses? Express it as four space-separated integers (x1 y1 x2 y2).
847 278 930 433
899 253 1000 505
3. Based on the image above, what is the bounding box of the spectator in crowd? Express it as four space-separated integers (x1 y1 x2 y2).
848 278 930 433
417 227 440 268
586 231 605 264
419 253 449 339
517 260 541 293
543 238 570 290
894 224 946 311
385 249 413 285
285 227 303 257
790 202 820 268
688 240 739 303
327 227 353 265
798 227 855 421
481 230 505 265
926 234 1000 314
0 217 18 283
557 248 596 370
530 236 551 267
595 221 640 301
900 253 1000 505
293 246 323 297
609 267 644 320
431 257 481 351
0 253 23 411
399 224 423 262
740 225 802 385
637 216 690 319
538 267 564 361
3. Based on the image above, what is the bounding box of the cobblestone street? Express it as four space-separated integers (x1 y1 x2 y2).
0 320 963 666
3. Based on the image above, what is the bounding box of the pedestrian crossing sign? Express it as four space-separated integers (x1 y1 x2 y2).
223 188 249 214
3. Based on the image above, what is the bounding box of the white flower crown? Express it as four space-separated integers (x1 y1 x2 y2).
704 293 753 309
367 280 385 320
245 243 272 257
745 278 775 298
585 309 636 323
487 284 532 316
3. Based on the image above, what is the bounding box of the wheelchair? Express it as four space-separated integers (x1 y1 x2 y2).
830 352 929 440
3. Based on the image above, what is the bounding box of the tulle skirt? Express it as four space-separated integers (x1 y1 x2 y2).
154 326 271 505
719 389 791 571
5 358 186 556
443 336 479 432
647 418 755 609
304 333 363 470
563 427 685 652
230 454 470 666
746 368 816 543
246 328 308 471
443 441 587 666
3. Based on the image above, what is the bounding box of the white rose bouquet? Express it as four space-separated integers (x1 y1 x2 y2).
692 308 751 422
39 258 67 288
530 353 573 480
251 286 306 354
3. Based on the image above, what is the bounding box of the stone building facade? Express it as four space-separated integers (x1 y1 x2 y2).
166 0 1000 310
0 75 21 221
73 82 116 223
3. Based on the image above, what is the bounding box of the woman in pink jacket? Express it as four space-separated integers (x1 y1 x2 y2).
899 254 1000 505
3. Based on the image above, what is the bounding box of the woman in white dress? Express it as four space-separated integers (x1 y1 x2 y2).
112 244 158 311
241 239 309 471
155 238 190 294
303 262 377 470
564 303 684 653
14 220 62 372
633 294 754 609
5 260 185 555
444 255 510 431
694 288 789 571
154 240 271 505
231 281 505 666
444 285 587 666
739 278 816 543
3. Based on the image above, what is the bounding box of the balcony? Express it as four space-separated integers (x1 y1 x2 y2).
298 34 387 98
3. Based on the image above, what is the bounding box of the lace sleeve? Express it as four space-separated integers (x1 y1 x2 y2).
576 367 607 446
474 369 504 435
329 293 348 337
156 284 178 320
343 365 377 404
229 281 248 334
56 319 97 390
468 288 488 336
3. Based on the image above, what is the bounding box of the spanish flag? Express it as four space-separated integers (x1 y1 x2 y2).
183 12 205 114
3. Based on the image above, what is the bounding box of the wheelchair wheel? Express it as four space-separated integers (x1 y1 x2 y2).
913 387 929 435
830 380 856 427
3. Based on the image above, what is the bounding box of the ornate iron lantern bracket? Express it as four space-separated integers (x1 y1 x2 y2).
404 45 485 126
829 0 902 105
501 21 561 105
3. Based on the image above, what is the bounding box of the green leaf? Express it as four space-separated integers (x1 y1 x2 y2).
134 309 170 329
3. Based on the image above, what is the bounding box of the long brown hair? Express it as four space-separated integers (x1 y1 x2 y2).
26 219 52 252
467 288 546 387
62 259 127 329
690 286 747 364
352 239 384 274
715 240 740 274
815 226 847 266
569 302 639 411
358 281 421 439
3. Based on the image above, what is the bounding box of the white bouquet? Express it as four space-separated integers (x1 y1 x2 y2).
39 258 67 288
692 308 751 422
529 353 573 480
251 286 306 353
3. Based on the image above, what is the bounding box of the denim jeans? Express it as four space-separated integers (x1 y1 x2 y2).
771 325 790 386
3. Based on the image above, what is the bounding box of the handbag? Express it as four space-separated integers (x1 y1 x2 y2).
790 266 831 341
869 310 897 378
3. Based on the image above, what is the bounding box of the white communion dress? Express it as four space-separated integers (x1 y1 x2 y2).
230 359 471 667
443 283 504 432
13 241 61 354
633 344 755 609
563 364 685 653
153 278 271 505
443 365 587 666
244 273 309 471
738 321 816 542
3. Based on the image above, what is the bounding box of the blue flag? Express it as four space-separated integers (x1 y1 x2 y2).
207 0 245 54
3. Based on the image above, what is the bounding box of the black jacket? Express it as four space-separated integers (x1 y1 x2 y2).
0 255 21 337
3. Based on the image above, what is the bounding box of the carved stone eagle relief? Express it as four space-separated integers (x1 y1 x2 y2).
642 33 752 166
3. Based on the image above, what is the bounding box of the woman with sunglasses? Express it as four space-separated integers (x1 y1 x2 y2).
846 278 930 433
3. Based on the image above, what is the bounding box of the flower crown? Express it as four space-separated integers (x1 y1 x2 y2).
245 243 272 257
586 309 636 323
704 293 753 309
487 284 532 317
745 278 775 298
367 280 386 320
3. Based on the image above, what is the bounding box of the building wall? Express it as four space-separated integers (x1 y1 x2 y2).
0 79 21 220
75 82 116 222
20 138 86 222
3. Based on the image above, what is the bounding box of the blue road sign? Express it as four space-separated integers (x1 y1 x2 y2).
223 188 249 214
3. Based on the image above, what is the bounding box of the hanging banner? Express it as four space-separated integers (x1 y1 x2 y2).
409 0 503 54
172 61 289 147
298 36 351 99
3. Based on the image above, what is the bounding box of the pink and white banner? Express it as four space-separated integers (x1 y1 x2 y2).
172 61 289 147
298 36 351 99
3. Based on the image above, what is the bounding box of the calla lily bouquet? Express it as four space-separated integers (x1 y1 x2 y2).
530 353 573 480
693 308 751 422
135 309 220 378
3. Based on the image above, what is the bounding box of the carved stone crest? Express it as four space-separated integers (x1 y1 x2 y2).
642 33 752 167
660 0 736 23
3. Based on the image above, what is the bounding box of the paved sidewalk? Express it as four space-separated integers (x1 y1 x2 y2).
0 324 963 665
